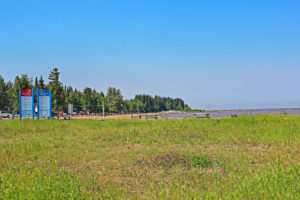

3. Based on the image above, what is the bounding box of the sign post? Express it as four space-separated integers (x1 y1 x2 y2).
49 91 52 119
32 88 34 118
19 90 21 120
37 88 39 120
68 104 73 120
102 102 105 120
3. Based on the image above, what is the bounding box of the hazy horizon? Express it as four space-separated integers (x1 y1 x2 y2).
1 0 300 110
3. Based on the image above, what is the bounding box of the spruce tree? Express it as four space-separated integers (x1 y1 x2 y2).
48 68 65 111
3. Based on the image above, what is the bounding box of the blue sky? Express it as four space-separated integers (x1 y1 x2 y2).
0 0 300 109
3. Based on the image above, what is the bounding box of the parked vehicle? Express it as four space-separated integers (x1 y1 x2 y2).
79 110 88 115
0 111 12 119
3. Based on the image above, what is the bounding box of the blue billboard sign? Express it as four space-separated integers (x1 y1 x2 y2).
19 89 34 120
37 88 52 119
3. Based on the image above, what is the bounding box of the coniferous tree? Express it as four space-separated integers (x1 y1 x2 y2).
39 76 46 89
48 68 65 111
82 87 93 112
34 77 39 89
6 81 14 112
0 76 7 111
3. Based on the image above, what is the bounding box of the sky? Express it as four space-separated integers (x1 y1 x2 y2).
0 0 300 110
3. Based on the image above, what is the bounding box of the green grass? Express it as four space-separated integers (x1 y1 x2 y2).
0 115 299 199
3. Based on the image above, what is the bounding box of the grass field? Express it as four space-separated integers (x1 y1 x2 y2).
0 115 299 199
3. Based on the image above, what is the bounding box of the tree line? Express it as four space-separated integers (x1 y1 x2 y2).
0 68 191 114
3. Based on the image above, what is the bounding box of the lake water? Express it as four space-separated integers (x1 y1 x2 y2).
158 108 300 119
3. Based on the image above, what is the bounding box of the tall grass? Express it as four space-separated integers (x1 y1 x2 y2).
0 114 299 199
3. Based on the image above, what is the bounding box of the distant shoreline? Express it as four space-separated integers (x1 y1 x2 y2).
205 107 300 113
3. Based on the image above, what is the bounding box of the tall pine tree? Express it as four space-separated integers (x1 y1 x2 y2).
48 68 65 111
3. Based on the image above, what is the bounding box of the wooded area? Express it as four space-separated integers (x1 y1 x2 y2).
0 68 191 113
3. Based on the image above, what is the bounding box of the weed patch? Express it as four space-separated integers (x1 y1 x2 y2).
0 164 86 199
138 152 216 170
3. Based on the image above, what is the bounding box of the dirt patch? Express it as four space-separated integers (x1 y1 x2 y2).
71 112 175 120
0 136 32 143
0 136 13 143
246 144 270 152
200 167 224 175
104 144 143 153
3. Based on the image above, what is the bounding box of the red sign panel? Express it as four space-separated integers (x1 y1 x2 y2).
21 89 32 96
